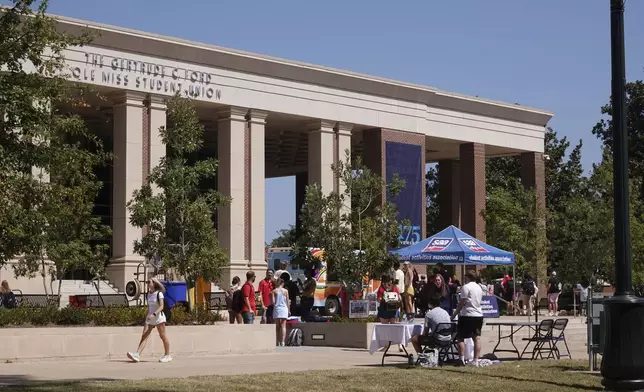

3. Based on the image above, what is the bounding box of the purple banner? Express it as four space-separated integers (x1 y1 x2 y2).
385 141 423 246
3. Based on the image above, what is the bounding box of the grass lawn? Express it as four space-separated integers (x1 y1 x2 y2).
3 360 601 392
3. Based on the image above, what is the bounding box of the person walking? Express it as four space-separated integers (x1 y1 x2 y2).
272 278 290 346
547 271 561 316
451 272 484 367
521 273 538 316
127 278 172 363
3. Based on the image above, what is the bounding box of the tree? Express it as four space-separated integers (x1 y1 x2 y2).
128 95 229 308
425 165 441 236
1 1 109 295
270 225 297 248
0 0 91 265
13 121 112 296
592 80 644 194
294 151 405 294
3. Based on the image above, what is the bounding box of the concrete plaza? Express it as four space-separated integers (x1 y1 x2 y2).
0 339 589 386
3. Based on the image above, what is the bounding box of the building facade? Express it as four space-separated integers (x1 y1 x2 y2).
0 15 552 294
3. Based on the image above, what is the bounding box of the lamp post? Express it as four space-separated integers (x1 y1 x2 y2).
600 1 644 390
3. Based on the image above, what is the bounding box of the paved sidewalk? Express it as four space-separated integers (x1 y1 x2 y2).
0 347 376 386
0 343 588 386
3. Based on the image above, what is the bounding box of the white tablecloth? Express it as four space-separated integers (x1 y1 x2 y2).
369 323 423 354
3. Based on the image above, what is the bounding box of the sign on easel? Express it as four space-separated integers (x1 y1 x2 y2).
349 300 370 318
481 296 500 318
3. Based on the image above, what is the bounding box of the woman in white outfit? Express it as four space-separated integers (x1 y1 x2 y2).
272 278 290 346
127 278 172 363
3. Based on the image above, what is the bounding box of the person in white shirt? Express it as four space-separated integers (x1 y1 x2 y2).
451 272 483 366
127 278 172 363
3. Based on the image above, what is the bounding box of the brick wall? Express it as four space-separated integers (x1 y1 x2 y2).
438 160 461 228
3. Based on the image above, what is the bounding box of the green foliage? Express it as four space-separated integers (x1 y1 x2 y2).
128 95 229 295
0 305 224 327
330 315 379 323
1 1 109 293
294 151 404 292
425 165 441 236
270 225 297 248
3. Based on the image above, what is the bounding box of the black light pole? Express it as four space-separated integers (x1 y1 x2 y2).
601 0 644 390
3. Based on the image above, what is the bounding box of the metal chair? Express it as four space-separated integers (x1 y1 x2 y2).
520 319 555 360
416 322 458 365
547 318 571 359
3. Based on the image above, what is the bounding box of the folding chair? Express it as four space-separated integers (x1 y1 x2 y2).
416 322 458 365
520 319 554 360
547 318 571 359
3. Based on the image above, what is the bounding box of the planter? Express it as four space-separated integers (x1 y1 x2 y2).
0 324 275 362
288 322 377 349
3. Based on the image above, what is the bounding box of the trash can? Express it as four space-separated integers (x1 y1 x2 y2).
161 281 187 308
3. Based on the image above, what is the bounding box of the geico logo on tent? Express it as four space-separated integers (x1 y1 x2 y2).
423 238 452 252
459 238 487 252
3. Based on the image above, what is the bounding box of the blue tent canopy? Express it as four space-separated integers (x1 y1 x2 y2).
390 225 514 266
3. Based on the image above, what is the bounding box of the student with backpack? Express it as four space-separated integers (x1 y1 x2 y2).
547 271 562 316
0 280 17 309
520 273 538 316
127 278 172 363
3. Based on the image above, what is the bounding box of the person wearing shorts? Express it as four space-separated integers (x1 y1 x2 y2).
451 272 484 367
127 278 172 363
547 271 561 316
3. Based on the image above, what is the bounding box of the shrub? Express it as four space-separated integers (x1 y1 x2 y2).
331 315 379 323
0 305 225 327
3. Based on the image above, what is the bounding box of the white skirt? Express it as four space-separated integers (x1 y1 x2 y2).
146 312 167 326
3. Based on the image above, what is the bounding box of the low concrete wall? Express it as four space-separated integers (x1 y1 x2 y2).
289 323 376 349
0 324 275 362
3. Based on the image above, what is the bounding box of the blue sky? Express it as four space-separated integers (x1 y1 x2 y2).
16 0 644 244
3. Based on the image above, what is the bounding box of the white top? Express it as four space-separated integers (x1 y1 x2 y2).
148 291 164 315
395 269 405 293
459 281 483 317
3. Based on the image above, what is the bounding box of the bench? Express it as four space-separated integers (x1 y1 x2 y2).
16 294 60 308
70 294 129 308
204 291 262 311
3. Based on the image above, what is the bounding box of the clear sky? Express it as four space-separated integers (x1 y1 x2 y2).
13 0 644 244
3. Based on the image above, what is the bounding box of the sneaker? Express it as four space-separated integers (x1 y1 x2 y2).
159 355 172 363
127 352 140 363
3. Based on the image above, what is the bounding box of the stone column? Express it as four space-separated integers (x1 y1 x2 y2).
521 152 547 290
459 143 486 241
438 160 461 228
336 122 352 216
247 109 268 269
147 95 166 195
108 91 146 290
217 107 249 287
307 120 336 194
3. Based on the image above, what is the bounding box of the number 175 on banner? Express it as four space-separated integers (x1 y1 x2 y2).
399 225 421 245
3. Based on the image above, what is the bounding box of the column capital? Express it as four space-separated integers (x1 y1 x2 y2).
147 94 166 110
109 91 146 108
217 106 248 123
306 119 336 133
336 122 353 136
247 109 268 125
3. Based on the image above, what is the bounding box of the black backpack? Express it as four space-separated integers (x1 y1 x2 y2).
158 292 173 323
2 292 17 309
231 289 244 313
522 280 536 296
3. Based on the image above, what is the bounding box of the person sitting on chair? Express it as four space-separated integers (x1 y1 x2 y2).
411 297 451 354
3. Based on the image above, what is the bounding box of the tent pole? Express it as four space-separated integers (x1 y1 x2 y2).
513 264 517 317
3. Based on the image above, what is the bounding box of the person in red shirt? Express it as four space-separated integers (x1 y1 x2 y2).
258 269 275 324
241 271 257 324
377 275 401 324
